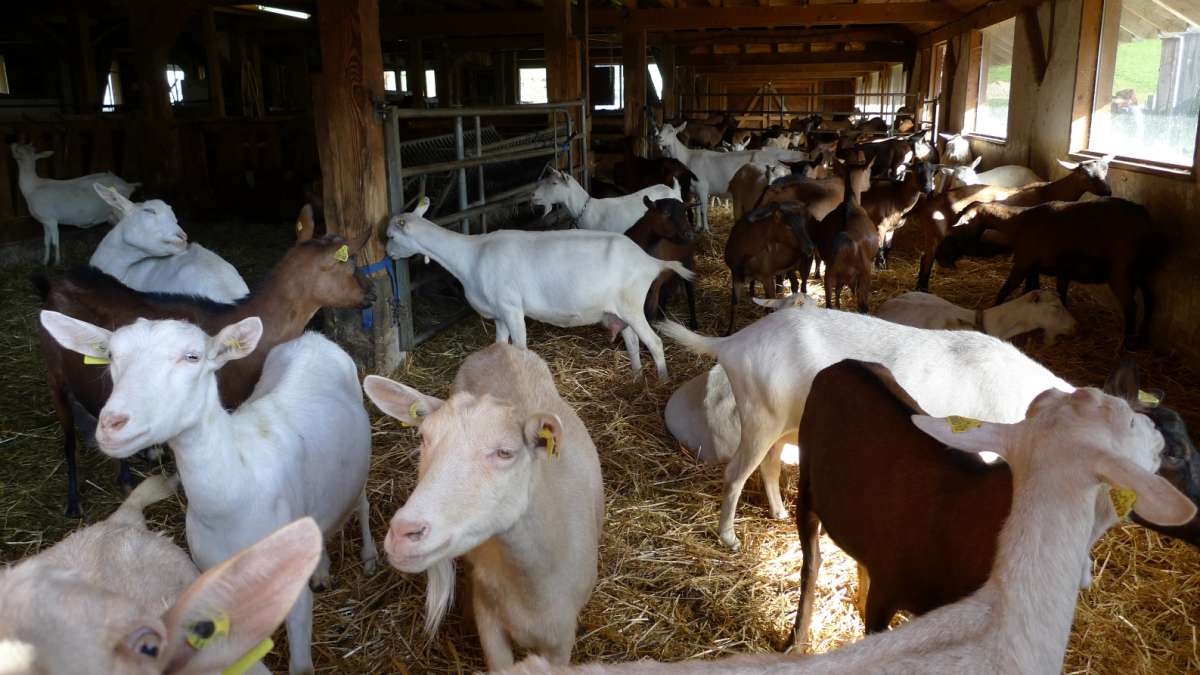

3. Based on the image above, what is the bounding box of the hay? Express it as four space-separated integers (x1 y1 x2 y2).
1 204 1197 673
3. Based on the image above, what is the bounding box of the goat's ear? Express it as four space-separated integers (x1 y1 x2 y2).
676 120 687 131
1103 356 1141 401
95 183 134 219
1099 153 1117 165
40 310 112 360
362 375 443 427
911 414 1012 459
523 412 563 460
643 195 654 209
207 317 262 367
412 195 431 218
161 518 322 674
970 156 983 169
1057 158 1080 171
1096 454 1196 526
295 204 316 242
939 133 954 141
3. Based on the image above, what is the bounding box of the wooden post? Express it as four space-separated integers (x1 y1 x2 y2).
407 38 426 108
623 29 647 154
660 44 676 121
202 7 226 118
315 0 401 372
437 46 453 106
545 0 582 168
127 0 192 192
74 11 99 112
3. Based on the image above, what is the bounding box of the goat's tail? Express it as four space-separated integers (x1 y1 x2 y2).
657 319 723 357
424 558 456 636
660 260 696 282
30 272 50 302
110 474 179 527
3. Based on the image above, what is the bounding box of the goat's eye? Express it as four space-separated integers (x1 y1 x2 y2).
127 627 161 658
495 448 514 460
184 351 201 363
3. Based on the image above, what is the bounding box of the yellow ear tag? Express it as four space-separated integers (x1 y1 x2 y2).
333 244 350 263
947 415 983 434
225 337 242 352
83 355 110 365
539 427 558 459
296 221 303 233
1137 390 1161 407
222 638 273 675
185 611 230 650
1109 486 1137 519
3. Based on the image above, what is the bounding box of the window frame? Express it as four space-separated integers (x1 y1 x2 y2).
965 18 1015 143
1069 0 1200 178
0 55 9 95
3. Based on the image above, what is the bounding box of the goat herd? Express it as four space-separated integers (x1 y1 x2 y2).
1 109 1195 675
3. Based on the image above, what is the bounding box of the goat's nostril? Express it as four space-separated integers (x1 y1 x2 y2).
101 413 129 432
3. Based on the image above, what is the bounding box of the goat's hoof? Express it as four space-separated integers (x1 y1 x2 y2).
719 531 742 551
771 508 790 521
64 501 83 518
363 558 378 577
310 574 332 592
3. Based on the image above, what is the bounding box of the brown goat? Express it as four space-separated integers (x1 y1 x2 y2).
723 202 815 335
730 162 791 219
861 160 936 269
756 174 846 221
997 155 1114 206
613 136 698 204
34 208 374 517
625 197 698 328
911 183 1019 291
810 162 877 312
789 358 1200 652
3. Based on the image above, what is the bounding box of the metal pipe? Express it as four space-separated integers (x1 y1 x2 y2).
388 99 587 119
475 115 486 233
454 115 468 233
397 136 581 179
430 181 540 226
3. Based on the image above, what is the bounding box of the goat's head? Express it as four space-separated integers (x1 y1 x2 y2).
0 517 321 675
1057 154 1115 197
385 197 434 260
364 374 561 575
655 122 684 156
914 387 1195 529
530 169 573 216
281 228 375 310
40 313 262 456
641 196 693 245
10 143 52 164
1014 289 1078 345
914 160 938 195
95 185 187 256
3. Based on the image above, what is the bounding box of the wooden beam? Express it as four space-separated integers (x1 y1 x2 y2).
545 0 583 141
74 11 98 112
663 27 912 46
679 45 912 67
918 0 1045 47
381 4 962 37
407 38 426 107
202 7 226 118
623 28 648 153
315 0 400 371
1021 8 1047 86
1069 0 1103 153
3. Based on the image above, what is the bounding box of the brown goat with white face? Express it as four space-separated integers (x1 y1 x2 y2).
35 206 374 517
722 202 815 335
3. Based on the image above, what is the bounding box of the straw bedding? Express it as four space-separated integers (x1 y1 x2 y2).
0 205 1197 673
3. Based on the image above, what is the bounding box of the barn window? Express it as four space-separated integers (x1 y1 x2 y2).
926 42 948 135
166 65 185 105
383 70 398 92
519 67 548 104
102 62 122 112
1084 0 1199 168
0 56 9 95
969 17 1015 139
594 65 624 111
425 68 437 98
648 63 663 100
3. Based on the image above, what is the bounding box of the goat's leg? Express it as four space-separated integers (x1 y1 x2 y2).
683 278 698 329
619 325 644 377
626 312 667 380
718 419 783 550
494 320 510 344
759 439 789 520
725 278 740 337
1138 271 1155 345
800 255 812 294
358 490 378 576
311 549 332 591
506 312 528 349
994 263 1027 306
476 595 515 671
1110 272 1139 348
50 380 82 517
916 252 933 292
51 220 62 265
1022 266 1042 295
789 468 820 653
285 586 315 675
857 274 872 314
863 583 896 634
40 219 54 266
1056 272 1071 306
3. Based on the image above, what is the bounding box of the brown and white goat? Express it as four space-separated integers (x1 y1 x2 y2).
625 197 698 328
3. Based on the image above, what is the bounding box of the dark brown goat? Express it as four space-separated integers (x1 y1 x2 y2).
625 196 698 328
861 160 936 269
723 201 814 335
810 162 877 312
613 136 698 204
789 358 1200 652
35 208 374 516
954 198 1161 347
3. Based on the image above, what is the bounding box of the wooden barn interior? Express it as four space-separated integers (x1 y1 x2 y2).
1 0 1199 673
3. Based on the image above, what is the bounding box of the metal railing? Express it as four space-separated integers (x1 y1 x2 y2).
676 91 923 127
381 99 590 351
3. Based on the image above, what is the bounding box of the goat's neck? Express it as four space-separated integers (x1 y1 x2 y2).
91 228 146 274
15 158 40 194
470 469 555 583
405 221 481 284
666 137 692 167
984 469 1097 668
1045 173 1088 201
560 179 591 219
238 270 320 351
981 301 1040 340
167 385 244 517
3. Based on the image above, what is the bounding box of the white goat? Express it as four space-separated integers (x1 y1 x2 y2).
531 169 680 234
38 313 377 675
944 157 1043 189
89 185 250 303
0 473 322 675
385 198 692 379
657 299 1074 549
363 343 604 671
939 132 973 167
878 290 1078 344
655 122 768 231
499 388 1196 675
10 143 139 265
